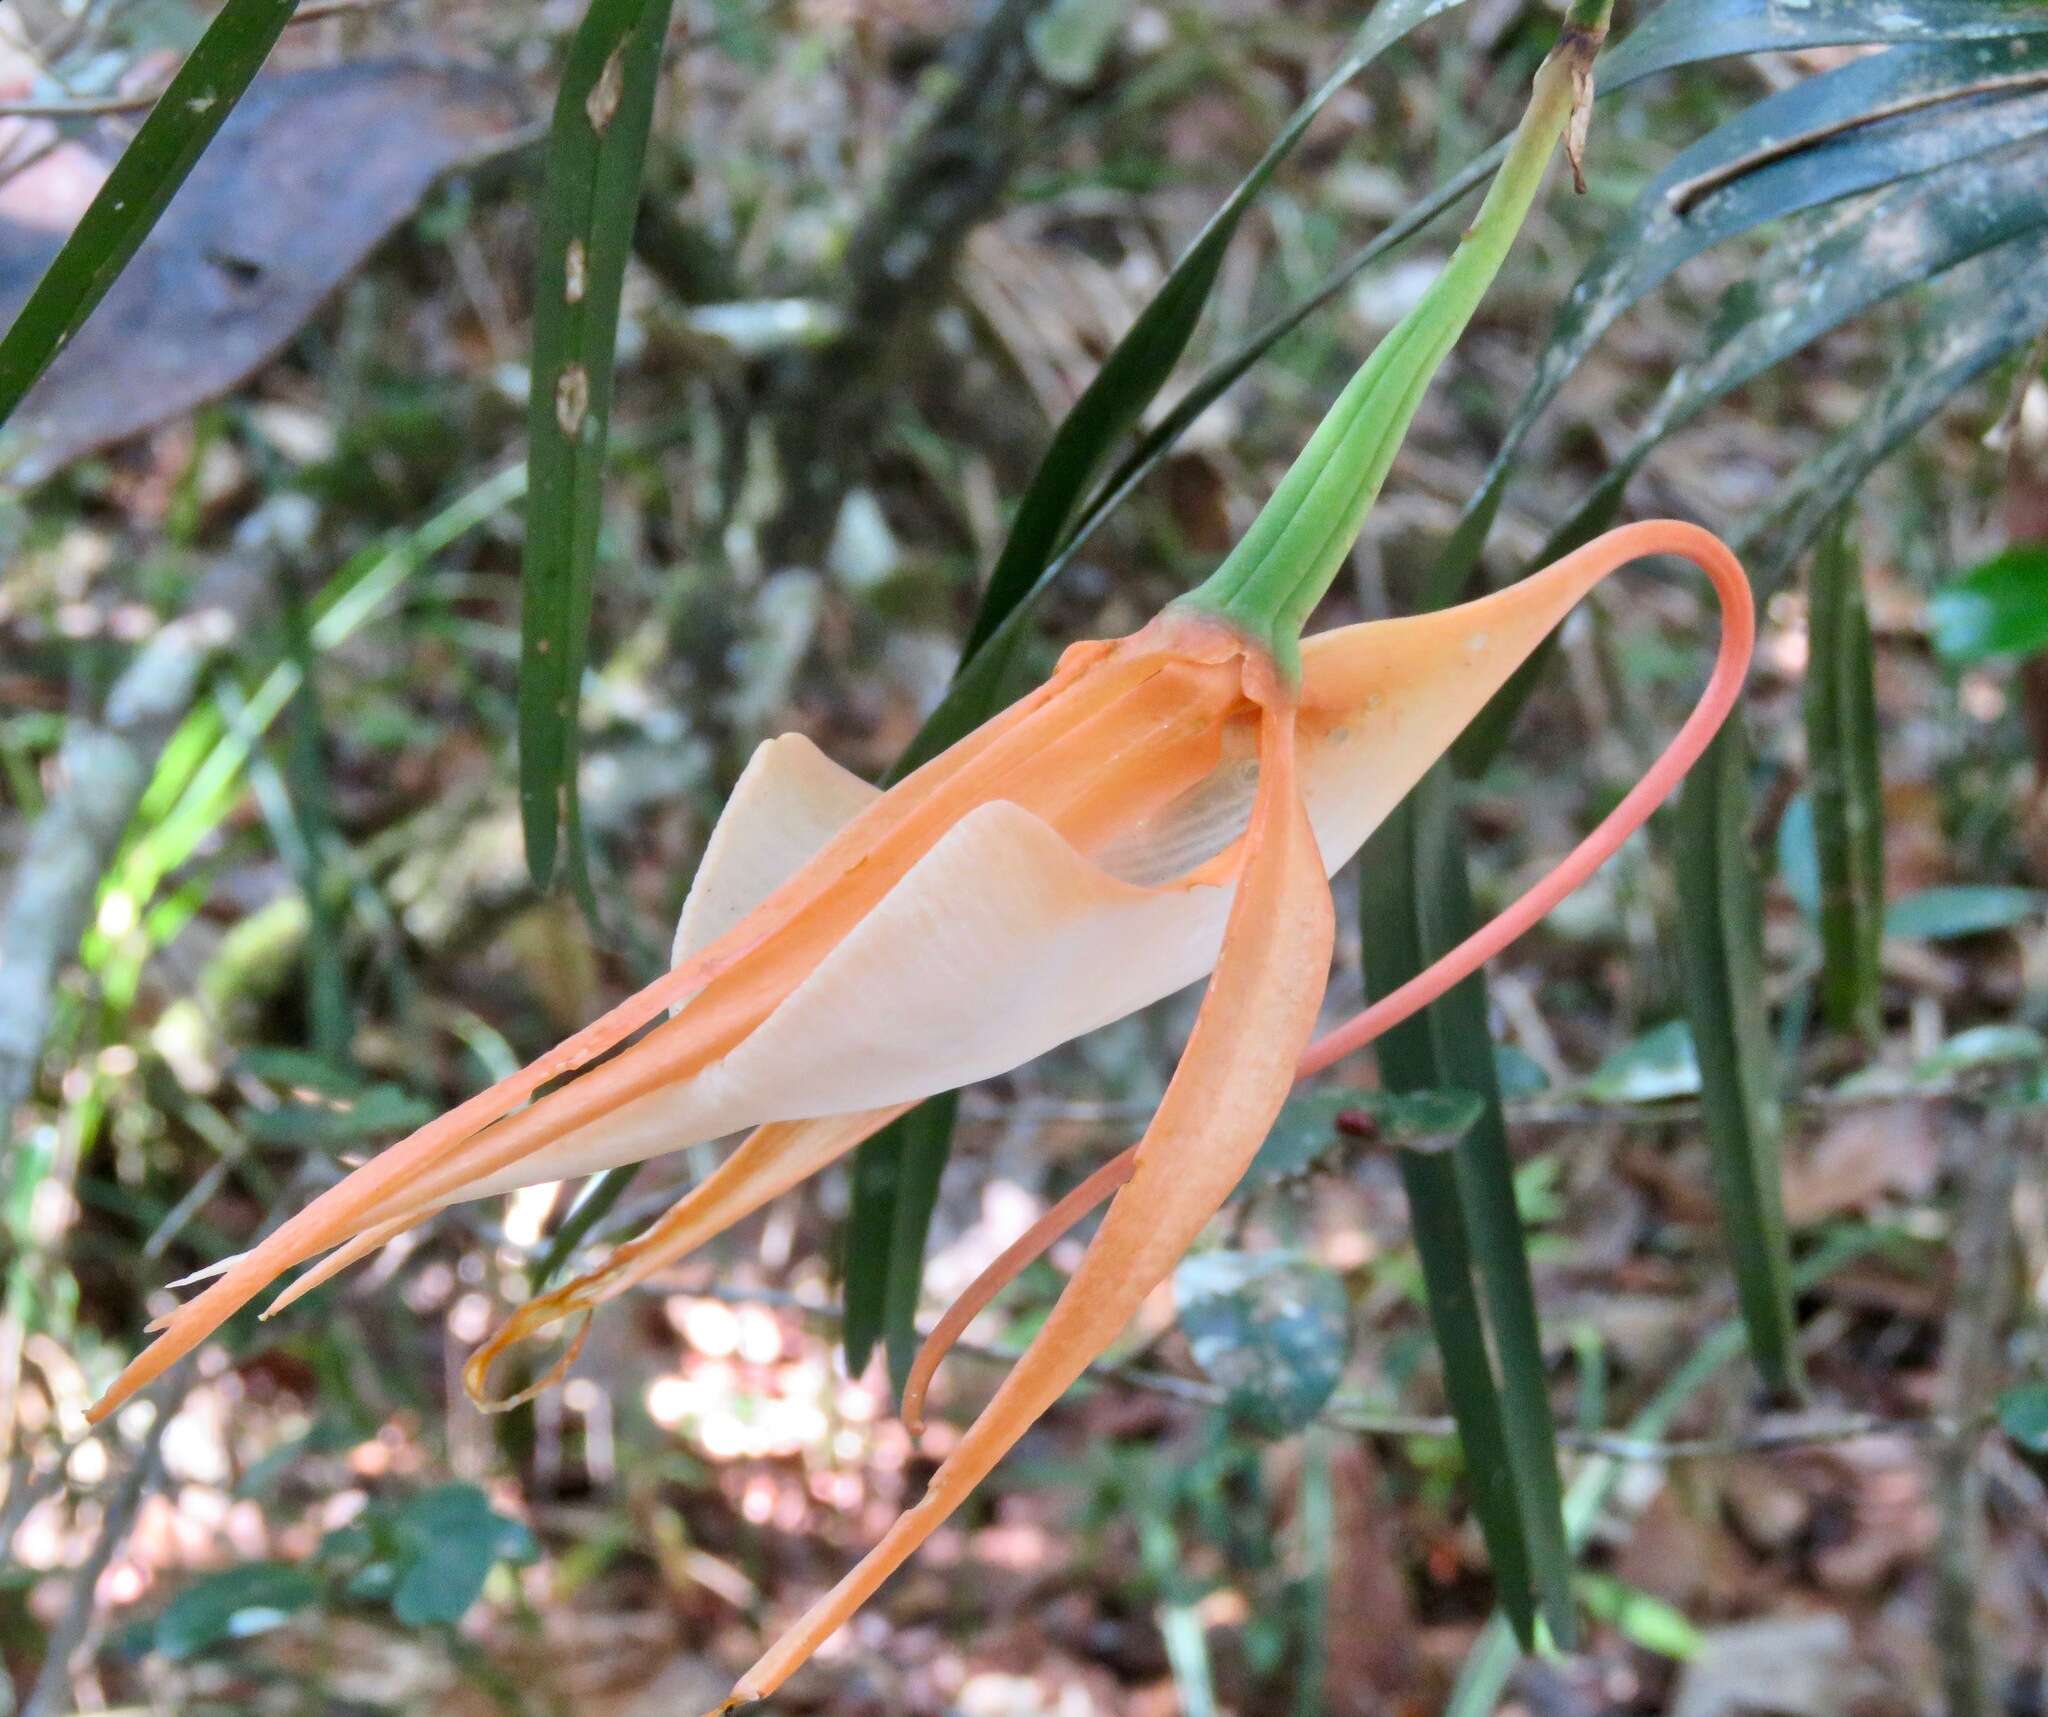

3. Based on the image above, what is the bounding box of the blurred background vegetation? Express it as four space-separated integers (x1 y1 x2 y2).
6 0 2048 1711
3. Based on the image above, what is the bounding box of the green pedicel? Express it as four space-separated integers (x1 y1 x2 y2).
1180 12 1611 676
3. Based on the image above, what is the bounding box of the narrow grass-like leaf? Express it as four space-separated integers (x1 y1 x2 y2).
1446 1222 1907 1717
530 1162 636 1289
841 0 1476 1376
1360 767 1572 1650
520 0 677 891
1805 518 1885 1041
0 0 300 431
283 594 351 1067
878 1090 959 1393
1673 723 1800 1397
841 1091 958 1382
106 463 531 940
958 0 1466 663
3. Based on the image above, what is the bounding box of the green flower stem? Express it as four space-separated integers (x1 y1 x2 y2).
1180 8 1612 674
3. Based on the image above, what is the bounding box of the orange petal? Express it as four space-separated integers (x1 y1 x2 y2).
710 688 1335 1711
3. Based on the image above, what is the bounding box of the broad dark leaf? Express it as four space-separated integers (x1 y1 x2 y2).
155 1562 322 1660
1885 884 2045 941
1931 544 2048 663
0 60 524 483
388 1484 538 1628
1582 1020 1699 1105
520 0 678 890
1176 1251 1352 1438
1674 724 1800 1396
1242 1086 1482 1193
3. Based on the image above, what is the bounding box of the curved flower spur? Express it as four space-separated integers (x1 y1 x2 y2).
88 14 1753 1710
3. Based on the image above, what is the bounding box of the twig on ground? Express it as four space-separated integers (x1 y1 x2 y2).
627 1279 1989 1465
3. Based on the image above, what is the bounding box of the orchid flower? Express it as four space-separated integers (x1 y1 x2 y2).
87 17 1754 1711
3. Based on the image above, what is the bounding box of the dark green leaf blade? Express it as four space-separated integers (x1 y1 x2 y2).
1454 141 2048 776
0 0 300 432
1741 225 2048 589
841 1091 958 1385
388 1484 539 1628
155 1562 322 1660
1673 724 1801 1397
1175 1252 1351 1438
957 0 1466 665
1360 768 1572 1650
520 0 678 890
1805 519 1886 1040
1601 0 2048 87
1431 33 2048 612
1242 1086 1483 1194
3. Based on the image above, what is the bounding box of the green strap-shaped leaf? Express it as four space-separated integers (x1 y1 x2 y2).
1453 138 2048 775
283 595 351 1068
1445 1224 1904 1717
1742 224 2048 588
1805 519 1886 1041
0 0 301 431
1361 765 1574 1650
1600 0 2048 86
1673 723 1801 1397
842 0 1477 1377
520 0 678 891
1430 30 2048 609
842 1091 958 1383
